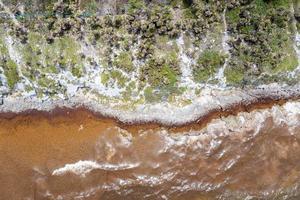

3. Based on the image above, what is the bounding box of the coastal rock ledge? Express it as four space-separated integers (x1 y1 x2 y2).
0 0 300 125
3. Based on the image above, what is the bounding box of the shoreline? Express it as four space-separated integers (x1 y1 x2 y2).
1 85 300 130
1 92 300 200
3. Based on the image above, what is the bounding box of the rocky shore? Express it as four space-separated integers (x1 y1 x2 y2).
0 0 299 125
0 84 299 126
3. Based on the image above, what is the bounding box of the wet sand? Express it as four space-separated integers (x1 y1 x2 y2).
1 101 300 199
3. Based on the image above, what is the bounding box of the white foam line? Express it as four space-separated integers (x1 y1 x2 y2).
52 160 139 177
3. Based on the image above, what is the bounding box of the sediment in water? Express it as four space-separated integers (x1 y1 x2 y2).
1 100 300 200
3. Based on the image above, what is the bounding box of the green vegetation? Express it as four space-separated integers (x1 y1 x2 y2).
20 33 84 82
141 55 180 88
21 33 44 79
122 81 136 101
128 0 145 14
224 64 244 85
225 0 298 85
113 52 134 72
161 64 178 86
138 52 183 102
85 0 98 15
227 8 240 24
71 65 83 77
111 70 129 88
144 86 160 103
0 0 298 103
56 36 82 68
101 73 110 85
0 36 8 56
193 50 225 82
36 75 60 97
3 59 20 89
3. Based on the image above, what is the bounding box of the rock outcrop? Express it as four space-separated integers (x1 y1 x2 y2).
0 0 299 124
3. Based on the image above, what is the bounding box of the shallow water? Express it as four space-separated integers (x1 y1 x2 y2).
1 103 300 200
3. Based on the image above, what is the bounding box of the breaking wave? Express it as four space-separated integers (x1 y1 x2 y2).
33 101 300 200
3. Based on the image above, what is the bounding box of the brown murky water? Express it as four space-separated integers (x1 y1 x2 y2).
1 104 300 200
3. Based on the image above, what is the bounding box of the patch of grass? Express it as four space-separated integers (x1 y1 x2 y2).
71 65 83 77
58 36 82 67
270 0 290 8
37 76 59 96
156 35 169 46
128 0 145 14
225 0 296 86
254 0 268 14
144 86 160 103
84 0 98 15
227 7 240 24
28 32 44 52
224 65 244 85
142 57 179 88
122 81 136 101
0 36 8 56
48 65 58 74
168 0 183 7
4 59 20 89
193 50 225 82
101 72 110 85
111 70 128 88
21 33 43 71
38 76 52 88
139 54 181 102
113 52 134 72
161 64 178 86
183 8 195 19
275 54 298 73
262 37 298 74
